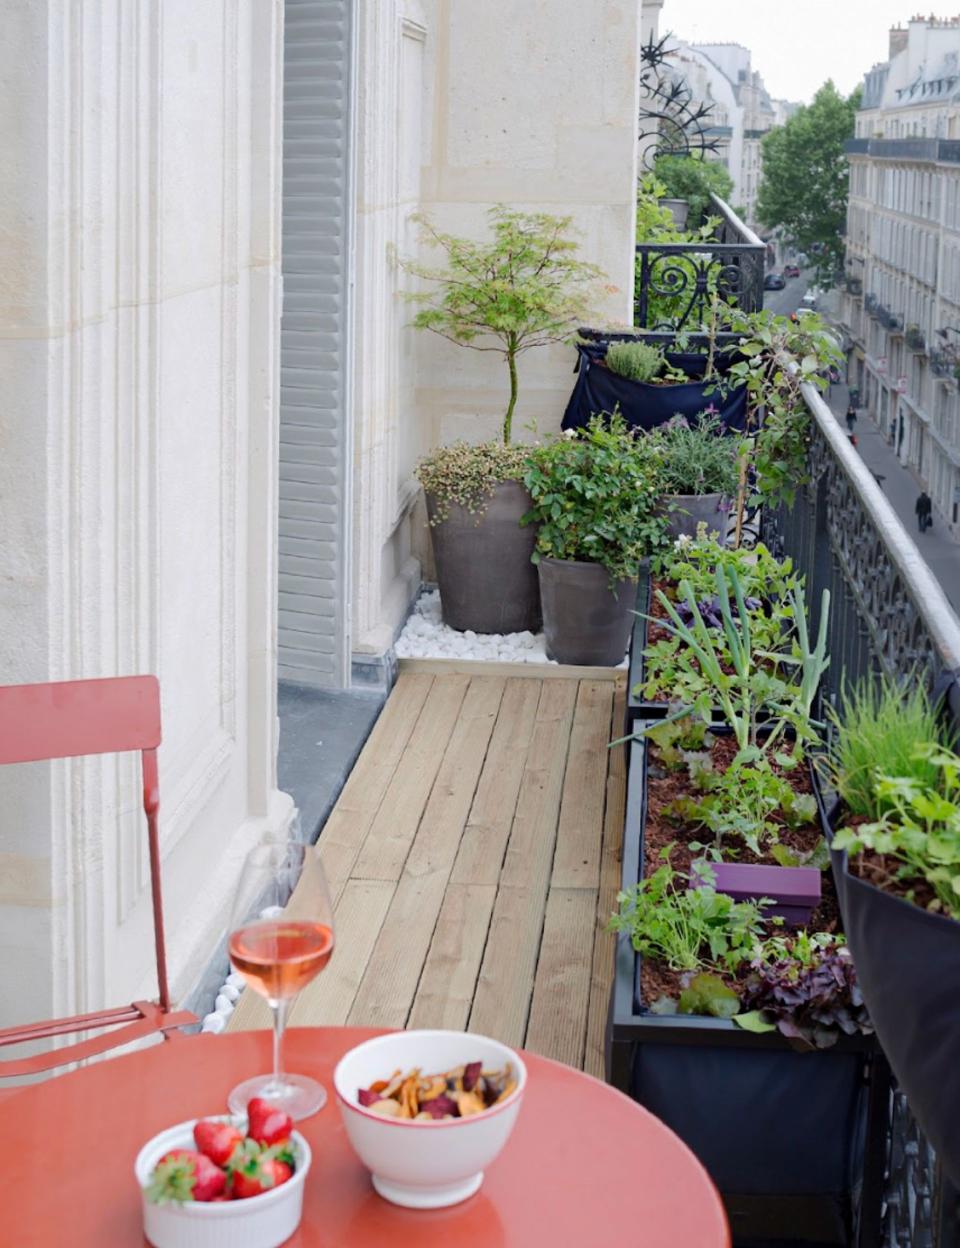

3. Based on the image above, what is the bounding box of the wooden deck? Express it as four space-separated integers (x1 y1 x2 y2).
228 669 627 1078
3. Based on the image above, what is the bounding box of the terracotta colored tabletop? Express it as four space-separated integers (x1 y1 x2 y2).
2 1027 729 1247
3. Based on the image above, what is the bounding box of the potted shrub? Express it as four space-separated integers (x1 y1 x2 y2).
522 413 665 666
404 208 603 635
608 557 884 1244
819 679 960 1186
650 414 741 542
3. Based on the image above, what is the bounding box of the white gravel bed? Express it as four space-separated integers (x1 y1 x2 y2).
394 588 628 668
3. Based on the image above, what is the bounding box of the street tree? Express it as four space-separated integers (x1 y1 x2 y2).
757 82 861 284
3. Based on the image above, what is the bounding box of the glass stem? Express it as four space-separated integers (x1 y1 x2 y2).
271 998 289 1090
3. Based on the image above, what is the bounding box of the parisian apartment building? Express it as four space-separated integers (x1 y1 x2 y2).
841 16 960 534
663 40 795 229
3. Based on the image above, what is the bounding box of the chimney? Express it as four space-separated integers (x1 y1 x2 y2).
889 24 908 59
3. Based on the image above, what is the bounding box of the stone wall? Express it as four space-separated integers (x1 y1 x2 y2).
0 1 293 1029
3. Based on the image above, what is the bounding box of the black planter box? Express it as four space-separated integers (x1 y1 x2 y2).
607 733 889 1247
815 777 960 1191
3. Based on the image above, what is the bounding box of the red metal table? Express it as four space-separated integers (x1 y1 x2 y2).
2 1027 729 1246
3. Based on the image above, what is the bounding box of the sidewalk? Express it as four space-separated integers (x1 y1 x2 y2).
825 383 960 614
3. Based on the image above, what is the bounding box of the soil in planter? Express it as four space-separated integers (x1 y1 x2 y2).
640 576 734 702
640 734 842 1006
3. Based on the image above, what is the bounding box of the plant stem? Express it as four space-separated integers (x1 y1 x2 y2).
504 338 518 444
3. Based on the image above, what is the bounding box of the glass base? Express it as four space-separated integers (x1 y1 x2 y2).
227 1072 327 1122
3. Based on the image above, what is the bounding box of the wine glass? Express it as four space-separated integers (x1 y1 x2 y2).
225 839 335 1120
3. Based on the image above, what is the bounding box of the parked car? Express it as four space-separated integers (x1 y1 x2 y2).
784 264 801 279
763 272 786 291
800 290 818 309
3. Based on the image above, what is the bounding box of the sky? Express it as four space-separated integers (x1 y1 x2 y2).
661 0 923 104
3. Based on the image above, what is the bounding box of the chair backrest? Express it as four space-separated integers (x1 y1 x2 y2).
0 676 161 764
0 675 169 1012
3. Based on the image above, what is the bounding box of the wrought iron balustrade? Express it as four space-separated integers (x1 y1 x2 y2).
634 193 766 330
865 292 880 316
906 325 927 353
846 275 864 296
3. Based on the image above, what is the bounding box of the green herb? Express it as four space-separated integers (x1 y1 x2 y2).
834 746 960 917
416 440 530 525
522 412 667 583
605 340 665 383
827 676 942 820
609 852 772 973
651 415 742 497
402 208 604 443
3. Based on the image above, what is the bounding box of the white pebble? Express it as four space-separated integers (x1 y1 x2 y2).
221 983 241 1002
259 904 284 920
226 972 246 989
215 993 235 1015
202 1013 226 1034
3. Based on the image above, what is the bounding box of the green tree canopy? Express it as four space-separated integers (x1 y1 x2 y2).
653 154 735 229
757 82 860 283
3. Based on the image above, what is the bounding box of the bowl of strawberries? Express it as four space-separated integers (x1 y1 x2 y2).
135 1097 311 1248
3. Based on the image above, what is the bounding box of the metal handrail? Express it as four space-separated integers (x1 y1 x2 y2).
801 380 960 671
708 193 765 249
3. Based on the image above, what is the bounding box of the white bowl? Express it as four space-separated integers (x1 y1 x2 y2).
135 1116 311 1248
333 1029 526 1209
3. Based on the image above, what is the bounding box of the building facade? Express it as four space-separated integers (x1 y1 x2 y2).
840 17 960 534
0 1 644 1032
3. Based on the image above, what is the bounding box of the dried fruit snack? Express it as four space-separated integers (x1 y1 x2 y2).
357 1061 517 1120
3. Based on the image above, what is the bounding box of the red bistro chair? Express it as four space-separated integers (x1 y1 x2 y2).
0 676 195 1077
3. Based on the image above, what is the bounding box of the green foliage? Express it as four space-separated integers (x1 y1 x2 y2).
609 852 772 973
635 175 722 329
605 340 665 383
827 677 942 820
402 207 605 443
711 305 843 508
653 154 735 229
521 412 667 582
651 416 741 497
658 531 802 605
834 747 960 917
416 440 530 524
756 82 860 285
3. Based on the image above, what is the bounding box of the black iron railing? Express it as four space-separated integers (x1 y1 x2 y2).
906 325 927 353
634 193 766 330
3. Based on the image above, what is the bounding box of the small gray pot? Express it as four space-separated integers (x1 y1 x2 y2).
426 480 541 635
661 492 728 543
658 198 690 229
538 557 635 666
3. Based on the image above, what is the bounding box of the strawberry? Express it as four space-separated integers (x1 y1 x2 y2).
193 1119 244 1168
229 1140 293 1200
146 1148 227 1204
246 1097 294 1148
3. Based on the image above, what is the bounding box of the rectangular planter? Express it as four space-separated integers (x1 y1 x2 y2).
606 732 890 1246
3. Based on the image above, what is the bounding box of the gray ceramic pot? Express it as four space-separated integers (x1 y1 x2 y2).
662 492 728 543
658 198 690 229
426 480 541 634
538 558 635 666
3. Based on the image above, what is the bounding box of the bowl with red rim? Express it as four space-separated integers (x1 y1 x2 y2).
333 1029 527 1209
134 1115 311 1248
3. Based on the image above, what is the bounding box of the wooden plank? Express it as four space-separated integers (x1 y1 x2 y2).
468 680 578 1046
347 679 505 1027
289 879 395 1027
398 657 621 682
226 877 395 1033
551 681 614 891
408 883 497 1031
584 680 628 1080
524 887 597 1066
450 678 540 887
350 675 471 882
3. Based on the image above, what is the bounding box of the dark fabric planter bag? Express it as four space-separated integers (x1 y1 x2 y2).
562 343 748 435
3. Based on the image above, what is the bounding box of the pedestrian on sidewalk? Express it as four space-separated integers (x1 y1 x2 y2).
916 491 933 533
845 404 857 433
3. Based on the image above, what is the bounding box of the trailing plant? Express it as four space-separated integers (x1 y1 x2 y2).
609 852 772 974
402 207 605 443
651 414 742 497
827 676 942 821
833 747 960 917
522 412 667 582
707 306 842 513
734 934 872 1050
605 340 665 383
416 441 530 525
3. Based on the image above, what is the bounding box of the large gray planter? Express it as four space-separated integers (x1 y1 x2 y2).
538 558 635 666
425 480 540 634
662 492 728 543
